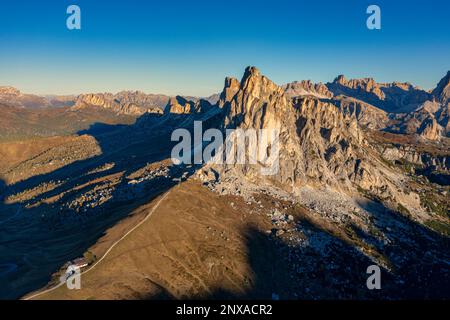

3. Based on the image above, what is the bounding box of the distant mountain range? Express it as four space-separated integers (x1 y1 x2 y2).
0 87 220 141
2 70 448 141
0 86 219 114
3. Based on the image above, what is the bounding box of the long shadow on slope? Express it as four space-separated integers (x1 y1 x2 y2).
144 224 398 300
0 110 224 299
142 202 449 300
3 116 164 199
352 199 450 299
2 107 448 299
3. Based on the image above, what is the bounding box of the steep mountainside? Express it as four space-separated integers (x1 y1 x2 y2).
0 87 75 109
205 67 427 218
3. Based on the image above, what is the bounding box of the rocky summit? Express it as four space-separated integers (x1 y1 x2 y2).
203 67 442 220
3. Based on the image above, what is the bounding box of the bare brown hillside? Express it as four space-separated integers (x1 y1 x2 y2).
0 103 136 142
27 178 449 300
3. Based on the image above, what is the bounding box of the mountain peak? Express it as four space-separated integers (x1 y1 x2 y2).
241 66 261 84
224 76 240 89
334 75 347 84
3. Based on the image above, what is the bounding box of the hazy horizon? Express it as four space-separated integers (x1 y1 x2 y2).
0 0 449 303
1 67 450 98
1 0 449 96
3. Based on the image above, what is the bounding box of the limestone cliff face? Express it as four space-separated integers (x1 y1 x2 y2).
220 67 288 130
432 72 450 136
419 118 443 141
388 99 449 140
165 96 192 114
282 74 449 140
208 67 402 199
332 75 386 100
164 96 212 114
326 75 432 113
217 77 241 108
197 67 440 221
0 86 21 95
380 145 449 172
432 71 450 105
437 103 450 135
324 71 450 139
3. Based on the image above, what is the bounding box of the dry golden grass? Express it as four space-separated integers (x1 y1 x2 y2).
28 180 285 300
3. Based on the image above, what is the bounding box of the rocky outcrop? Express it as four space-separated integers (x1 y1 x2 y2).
114 91 170 110
165 96 192 114
0 86 53 109
276 71 450 140
419 118 443 141
283 80 333 99
206 67 405 202
432 71 450 105
381 146 449 172
437 103 450 135
331 75 385 100
217 77 241 109
164 96 212 114
387 99 449 139
0 86 21 95
204 93 220 105
429 72 450 137
280 74 449 140
326 75 432 113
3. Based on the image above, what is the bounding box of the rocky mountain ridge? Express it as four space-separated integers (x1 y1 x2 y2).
200 67 447 226
0 86 74 109
281 71 450 140
164 96 213 114
1 67 448 300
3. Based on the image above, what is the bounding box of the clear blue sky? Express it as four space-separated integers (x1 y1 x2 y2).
0 0 449 96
